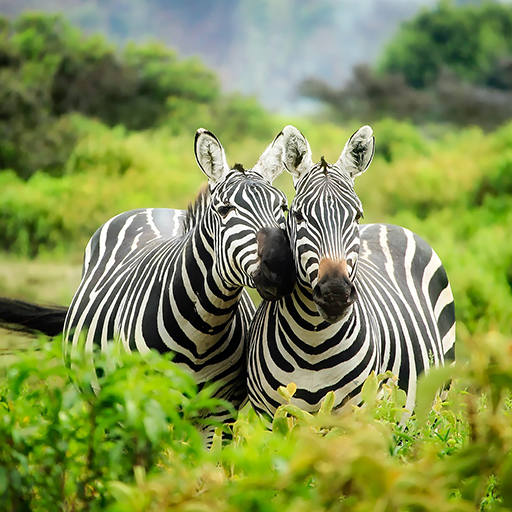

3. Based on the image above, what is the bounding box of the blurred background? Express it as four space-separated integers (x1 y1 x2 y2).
0 0 511 351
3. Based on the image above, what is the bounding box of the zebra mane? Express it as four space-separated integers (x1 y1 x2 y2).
233 163 246 174
183 184 211 233
320 156 329 175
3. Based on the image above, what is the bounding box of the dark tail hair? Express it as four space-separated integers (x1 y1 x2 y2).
0 298 68 337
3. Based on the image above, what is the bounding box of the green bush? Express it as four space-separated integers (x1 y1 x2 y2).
0 11 282 179
0 341 224 511
2 332 512 511
0 12 223 178
0 122 205 257
379 1 512 89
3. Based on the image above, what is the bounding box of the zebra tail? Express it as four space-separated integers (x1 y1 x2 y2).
0 298 68 337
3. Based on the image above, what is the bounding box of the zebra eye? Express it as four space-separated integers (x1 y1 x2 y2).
355 211 364 223
217 204 235 217
293 210 304 223
281 203 288 213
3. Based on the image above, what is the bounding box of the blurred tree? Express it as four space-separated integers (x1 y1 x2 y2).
0 0 441 111
299 64 431 123
379 1 512 88
300 0 512 130
0 12 221 177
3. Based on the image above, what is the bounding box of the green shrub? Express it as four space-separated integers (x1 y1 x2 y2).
2 332 512 511
0 341 224 511
0 124 205 257
0 12 224 178
379 2 512 89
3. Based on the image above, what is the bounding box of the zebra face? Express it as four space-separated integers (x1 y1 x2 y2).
195 128 296 301
281 125 375 323
210 170 295 300
289 166 362 322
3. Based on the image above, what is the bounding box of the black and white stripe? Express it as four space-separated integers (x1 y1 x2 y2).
248 125 455 419
60 128 295 428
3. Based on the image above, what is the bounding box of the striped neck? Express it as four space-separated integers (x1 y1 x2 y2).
172 217 244 331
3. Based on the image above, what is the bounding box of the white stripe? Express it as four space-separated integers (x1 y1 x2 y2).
434 284 454 320
146 209 161 237
442 323 456 354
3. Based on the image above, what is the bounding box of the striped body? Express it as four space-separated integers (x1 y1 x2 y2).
248 223 455 417
62 128 296 430
63 205 253 415
248 125 455 419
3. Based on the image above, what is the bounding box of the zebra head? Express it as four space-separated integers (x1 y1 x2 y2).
194 128 296 301
282 125 375 323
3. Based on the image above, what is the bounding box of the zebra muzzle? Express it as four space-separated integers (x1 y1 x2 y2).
313 259 357 322
253 227 296 301
313 277 357 323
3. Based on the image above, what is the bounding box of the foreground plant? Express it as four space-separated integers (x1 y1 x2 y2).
0 341 222 511
1 332 512 511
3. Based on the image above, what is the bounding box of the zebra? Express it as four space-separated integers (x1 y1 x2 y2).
0 128 296 430
248 125 456 420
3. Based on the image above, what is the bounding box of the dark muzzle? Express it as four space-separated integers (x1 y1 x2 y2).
253 227 296 301
313 274 357 323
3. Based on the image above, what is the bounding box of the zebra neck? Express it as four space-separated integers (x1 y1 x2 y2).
170 225 243 327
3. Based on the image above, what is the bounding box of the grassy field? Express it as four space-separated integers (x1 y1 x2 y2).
0 254 81 304
0 255 81 362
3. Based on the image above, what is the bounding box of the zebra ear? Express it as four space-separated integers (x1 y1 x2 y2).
253 129 287 183
336 125 375 179
280 125 313 185
194 128 230 186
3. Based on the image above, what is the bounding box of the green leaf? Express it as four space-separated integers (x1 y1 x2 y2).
416 364 456 425
278 382 297 402
319 391 336 415
272 408 290 435
361 371 379 407
499 452 512 508
280 404 315 423
0 466 7 494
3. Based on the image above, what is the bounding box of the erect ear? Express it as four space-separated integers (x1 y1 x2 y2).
278 125 313 185
336 125 375 179
194 128 230 187
253 129 287 183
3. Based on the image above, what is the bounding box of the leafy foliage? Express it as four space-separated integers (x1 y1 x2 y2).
1 332 512 511
380 1 512 89
0 341 225 511
0 112 280 258
0 12 276 179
